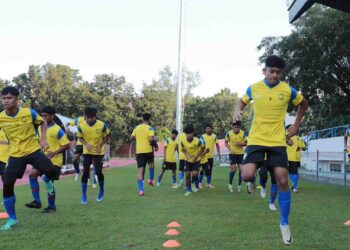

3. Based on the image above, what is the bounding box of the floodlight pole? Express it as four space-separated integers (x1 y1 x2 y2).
176 0 185 132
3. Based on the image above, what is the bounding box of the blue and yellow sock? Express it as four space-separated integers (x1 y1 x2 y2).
157 175 162 183
229 171 235 185
278 191 291 225
207 176 212 184
295 174 299 189
199 173 204 183
149 168 154 181
270 184 278 204
186 185 192 192
179 172 184 181
172 176 176 184
29 176 41 203
238 172 242 185
4 195 16 220
138 179 144 192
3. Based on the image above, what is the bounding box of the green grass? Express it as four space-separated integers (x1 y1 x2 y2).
1 162 350 249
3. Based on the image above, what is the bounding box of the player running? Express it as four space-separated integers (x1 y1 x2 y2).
156 130 179 188
225 121 247 192
233 55 308 245
25 106 70 213
199 124 220 188
131 113 158 196
78 107 110 204
0 86 60 230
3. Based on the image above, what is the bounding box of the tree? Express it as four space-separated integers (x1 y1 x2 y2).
258 5 350 130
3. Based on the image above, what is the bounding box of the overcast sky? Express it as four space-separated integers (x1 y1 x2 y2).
0 0 293 96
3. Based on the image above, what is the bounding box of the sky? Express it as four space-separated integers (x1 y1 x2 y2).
0 0 293 97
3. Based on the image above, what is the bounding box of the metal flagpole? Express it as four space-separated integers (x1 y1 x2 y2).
175 0 185 132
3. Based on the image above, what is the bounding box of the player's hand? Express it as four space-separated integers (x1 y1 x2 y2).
41 139 49 151
232 109 243 123
287 124 299 138
96 145 102 154
86 144 93 152
0 140 8 145
47 151 57 159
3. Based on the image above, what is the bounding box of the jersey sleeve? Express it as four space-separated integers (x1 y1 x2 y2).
77 126 83 138
58 128 70 146
102 123 110 136
290 86 304 106
131 128 136 137
199 138 205 149
31 109 43 125
225 132 229 142
242 86 252 105
243 131 248 142
149 127 155 137
164 138 169 146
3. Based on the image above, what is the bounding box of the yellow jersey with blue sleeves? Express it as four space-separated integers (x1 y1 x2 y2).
40 124 70 167
181 137 205 163
287 135 299 162
131 124 155 154
242 80 304 147
164 137 177 163
0 108 43 157
68 117 85 146
225 130 247 154
201 133 218 158
177 133 186 160
296 137 305 162
77 120 110 155
200 144 210 165
0 129 9 163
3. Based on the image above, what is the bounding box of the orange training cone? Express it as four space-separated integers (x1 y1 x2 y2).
163 240 181 248
344 220 350 226
165 229 180 236
167 221 181 228
0 212 9 219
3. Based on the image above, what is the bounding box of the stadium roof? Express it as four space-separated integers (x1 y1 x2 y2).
289 0 350 23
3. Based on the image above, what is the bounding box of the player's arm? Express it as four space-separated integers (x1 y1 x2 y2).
33 110 49 150
216 143 221 159
77 126 92 152
233 87 251 122
193 147 205 162
97 124 111 154
344 133 348 152
0 140 9 145
287 92 308 137
47 129 71 159
287 138 293 146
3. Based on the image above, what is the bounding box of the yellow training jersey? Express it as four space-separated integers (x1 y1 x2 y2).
0 108 43 157
200 145 210 165
287 136 299 162
225 130 247 155
177 133 186 160
296 137 306 162
164 137 177 163
181 137 205 163
242 80 304 147
131 124 155 154
40 124 70 167
0 129 9 163
201 133 219 158
78 120 110 155
68 117 85 145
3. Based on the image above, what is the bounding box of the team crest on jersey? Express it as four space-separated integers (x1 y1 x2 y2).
278 93 284 100
22 117 27 123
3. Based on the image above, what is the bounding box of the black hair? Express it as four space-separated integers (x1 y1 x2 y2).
205 124 213 129
41 106 56 115
84 107 97 117
232 121 241 126
184 124 194 134
143 113 151 121
171 129 178 135
41 106 65 132
1 86 19 97
265 55 286 69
